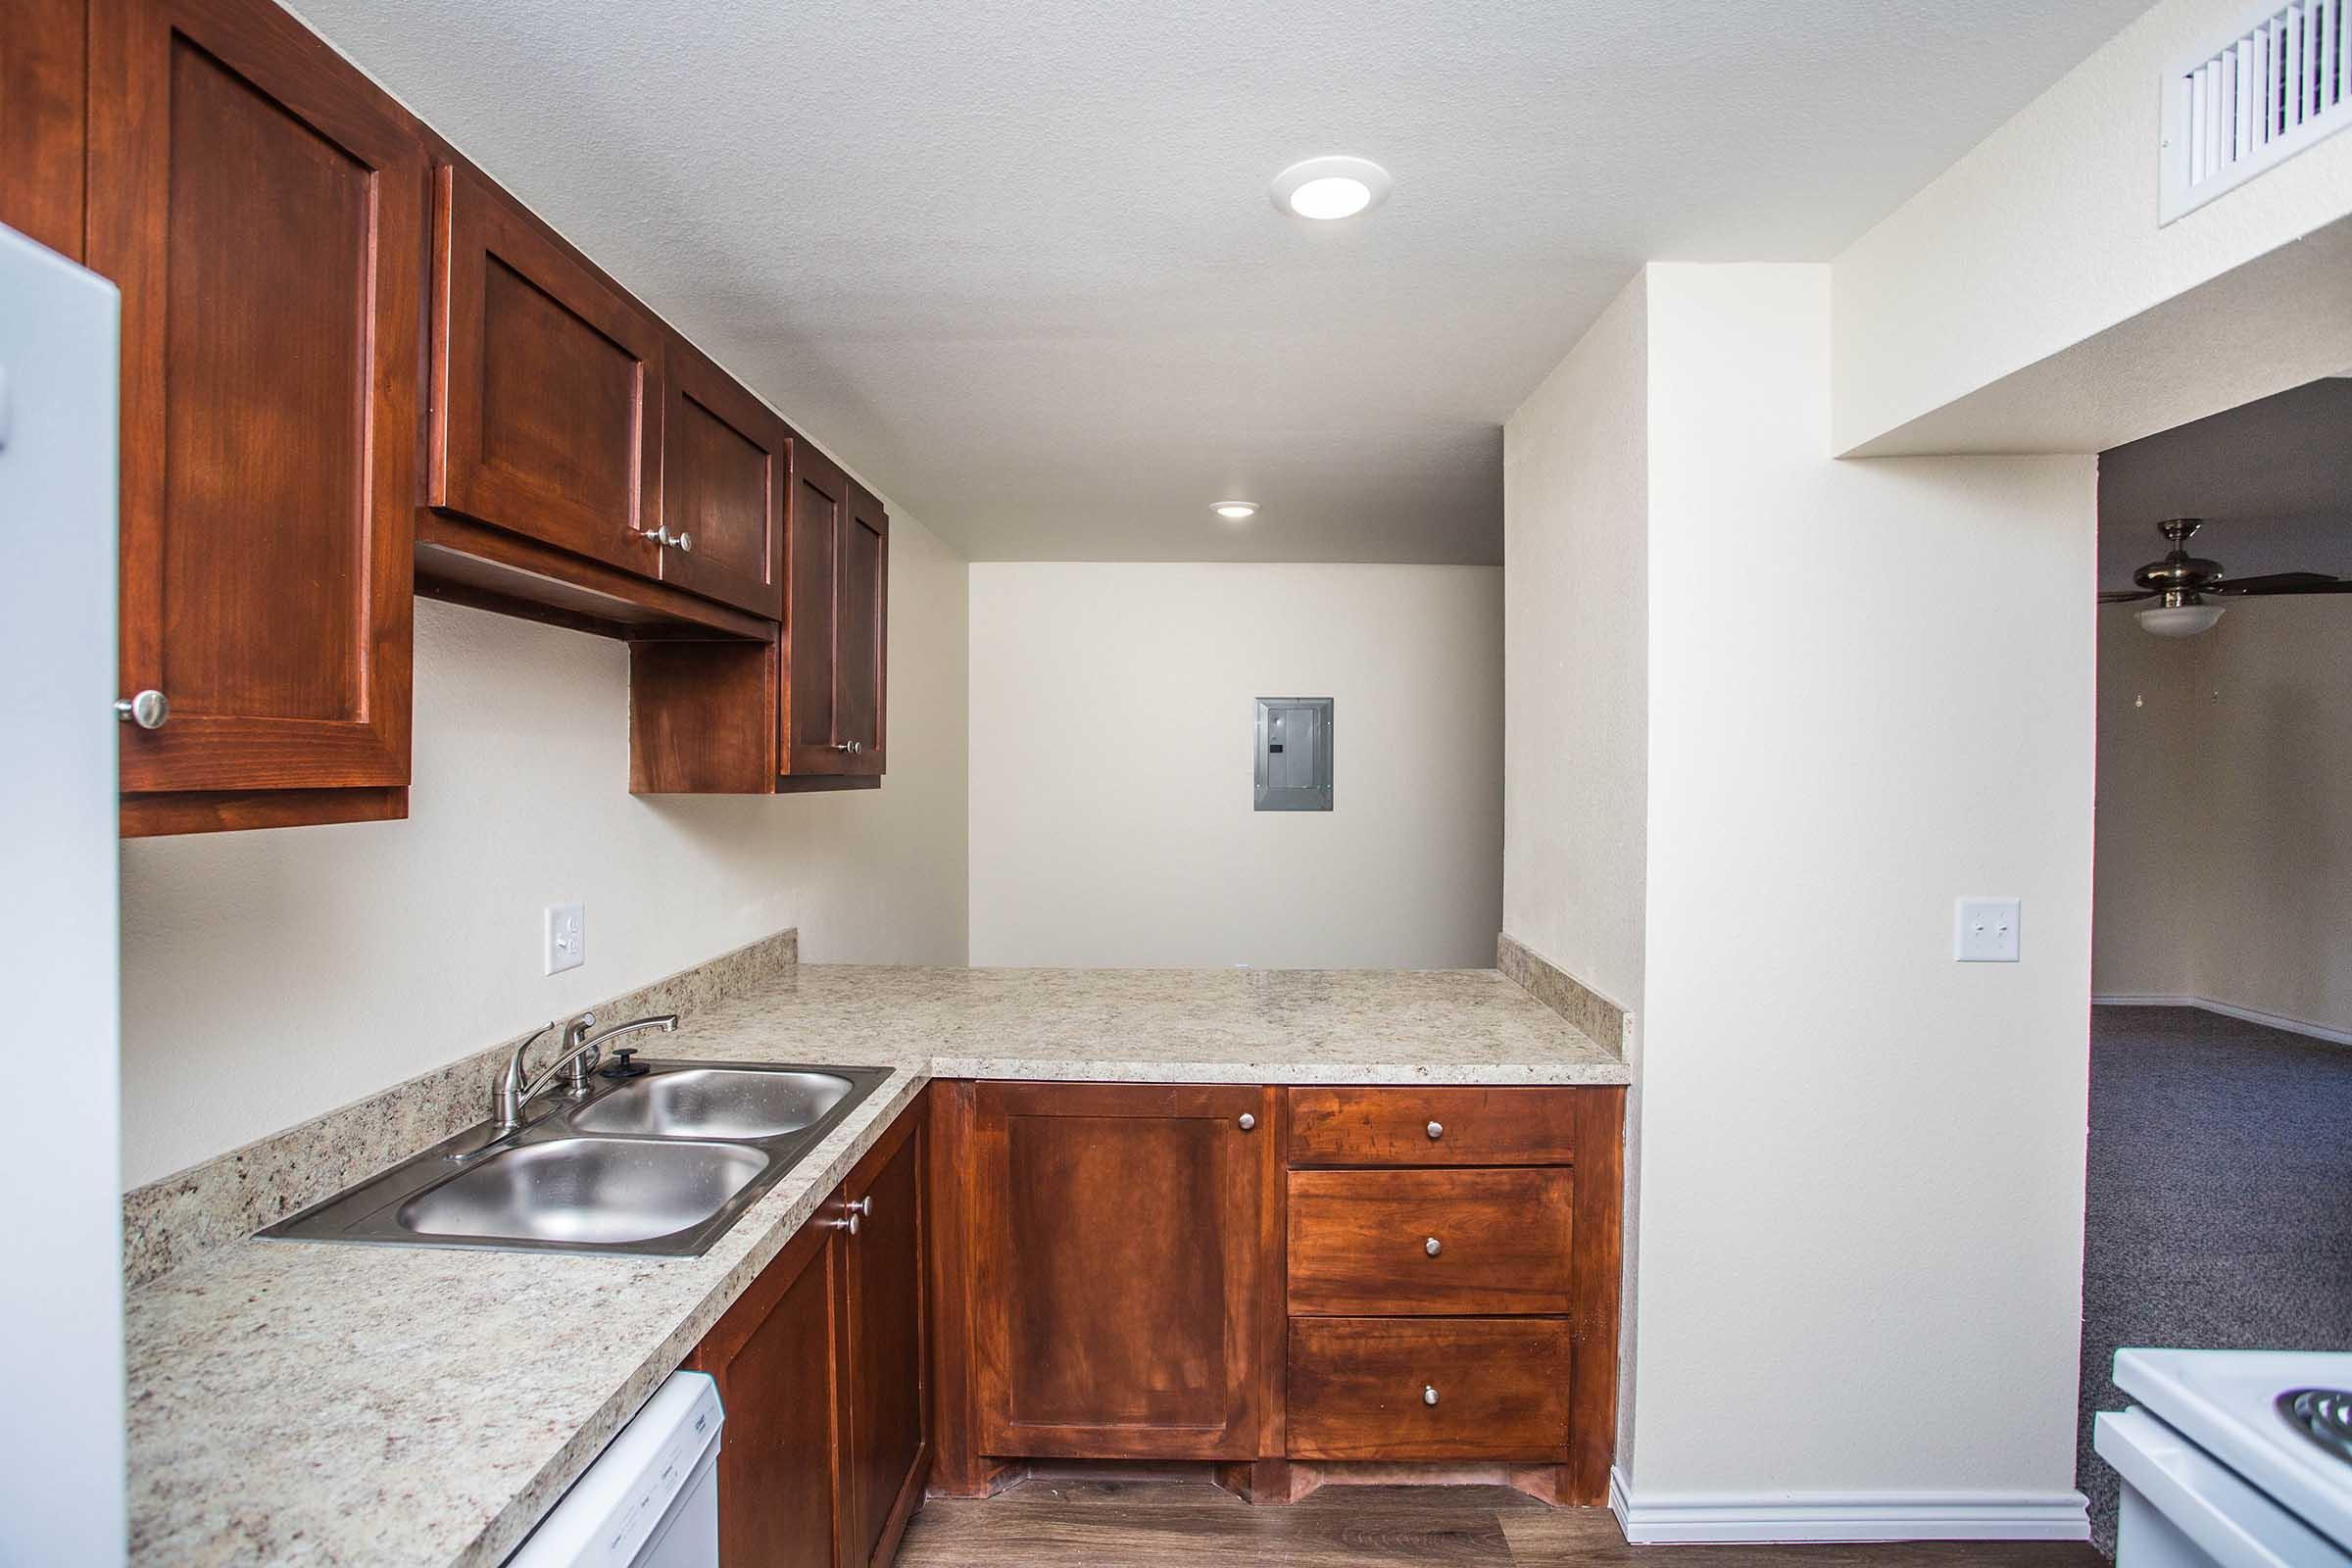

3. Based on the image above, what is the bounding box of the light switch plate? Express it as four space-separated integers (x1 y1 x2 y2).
545 902 585 974
1954 897 2021 962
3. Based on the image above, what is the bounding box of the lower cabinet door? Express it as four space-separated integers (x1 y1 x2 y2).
840 1105 928 1566
1286 1317 1573 1462
972 1082 1276 1460
687 1220 841 1568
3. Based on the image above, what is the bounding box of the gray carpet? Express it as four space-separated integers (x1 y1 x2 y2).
2078 1004 2352 1555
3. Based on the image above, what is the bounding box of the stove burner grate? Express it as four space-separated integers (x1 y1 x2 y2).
2278 1388 2352 1466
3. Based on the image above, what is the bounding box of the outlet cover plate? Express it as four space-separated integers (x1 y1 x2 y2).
546 902 585 974
1954 897 2021 962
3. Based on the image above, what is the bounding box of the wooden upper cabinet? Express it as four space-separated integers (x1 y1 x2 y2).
90 0 425 833
659 335 785 618
3 0 88 260
971 1082 1277 1461
429 162 662 577
784 443 889 777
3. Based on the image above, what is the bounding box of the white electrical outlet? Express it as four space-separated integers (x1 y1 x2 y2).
1954 898 2021 962
545 902 585 974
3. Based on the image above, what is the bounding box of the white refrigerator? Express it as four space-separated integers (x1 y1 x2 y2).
0 222 129 1563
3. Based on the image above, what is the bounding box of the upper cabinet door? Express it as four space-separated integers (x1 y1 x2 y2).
837 481 888 776
3 0 87 260
658 336 785 619
90 0 423 808
783 438 850 775
429 162 662 576
781 441 888 778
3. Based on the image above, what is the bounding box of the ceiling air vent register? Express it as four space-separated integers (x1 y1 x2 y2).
2162 0 2351 222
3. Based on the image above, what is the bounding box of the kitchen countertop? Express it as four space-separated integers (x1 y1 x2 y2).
126 964 1625 1566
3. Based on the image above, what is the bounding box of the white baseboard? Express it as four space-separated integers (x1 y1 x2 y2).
2091 993 2352 1047
1608 1468 2090 1544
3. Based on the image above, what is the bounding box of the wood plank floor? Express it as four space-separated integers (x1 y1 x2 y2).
898 1477 2104 1567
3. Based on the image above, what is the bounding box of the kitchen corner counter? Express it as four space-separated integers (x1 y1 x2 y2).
126 964 1624 1567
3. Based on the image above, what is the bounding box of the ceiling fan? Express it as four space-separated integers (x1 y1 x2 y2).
2100 518 2352 637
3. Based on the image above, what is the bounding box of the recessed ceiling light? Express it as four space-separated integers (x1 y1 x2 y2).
1213 502 1258 520
1269 157 1391 221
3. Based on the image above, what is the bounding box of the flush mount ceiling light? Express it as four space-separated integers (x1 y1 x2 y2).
2135 601 2227 638
1269 156 1391 220
1212 501 1258 520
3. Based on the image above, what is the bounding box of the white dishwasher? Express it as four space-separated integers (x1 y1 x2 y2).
509 1371 724 1568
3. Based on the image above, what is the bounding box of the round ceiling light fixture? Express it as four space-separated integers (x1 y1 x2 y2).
1212 501 1258 520
1270 156 1392 220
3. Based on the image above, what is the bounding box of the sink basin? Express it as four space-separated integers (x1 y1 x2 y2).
260 1058 892 1256
398 1138 765 1246
567 1067 857 1140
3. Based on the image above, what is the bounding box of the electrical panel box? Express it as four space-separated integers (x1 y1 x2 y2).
1255 698 1333 811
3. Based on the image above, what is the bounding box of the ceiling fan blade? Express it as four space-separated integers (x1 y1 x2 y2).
2206 572 2352 595
2098 590 2157 604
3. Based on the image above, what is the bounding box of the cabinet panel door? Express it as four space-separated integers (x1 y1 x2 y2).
836 483 887 776
973 1083 1275 1460
91 0 421 798
687 1220 842 1568
841 1108 927 1566
783 439 848 775
3 0 86 259
430 162 661 576
659 336 784 619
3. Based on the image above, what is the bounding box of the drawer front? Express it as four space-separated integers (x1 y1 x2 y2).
1287 1087 1581 1166
1288 1168 1572 1315
1287 1318 1571 1461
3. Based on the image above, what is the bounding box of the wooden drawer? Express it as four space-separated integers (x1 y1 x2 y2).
1288 1168 1572 1315
1287 1087 1581 1166
1287 1318 1571 1461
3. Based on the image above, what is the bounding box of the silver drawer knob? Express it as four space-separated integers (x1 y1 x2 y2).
1423 1385 1439 1406
1424 1236 1442 1257
115 690 169 729
1238 1112 1255 1131
832 740 863 754
1426 1120 1444 1141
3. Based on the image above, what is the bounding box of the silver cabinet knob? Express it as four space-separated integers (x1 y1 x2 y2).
1424 1236 1442 1257
115 690 169 729
1238 1112 1256 1131
1426 1120 1444 1141
674 530 693 553
829 1205 861 1236
846 1196 872 1217
832 740 863 754
1423 1385 1439 1406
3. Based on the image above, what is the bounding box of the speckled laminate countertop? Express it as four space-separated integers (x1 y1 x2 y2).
126 964 1625 1567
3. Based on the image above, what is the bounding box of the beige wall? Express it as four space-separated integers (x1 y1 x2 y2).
1502 272 1648 1012
119 514 969 1188
966 563 1503 969
2094 598 2352 1035
1632 265 2096 1507
1506 264 2099 1518
1833 0 2352 456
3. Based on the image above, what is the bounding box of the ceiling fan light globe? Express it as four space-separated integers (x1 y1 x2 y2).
2135 603 2226 638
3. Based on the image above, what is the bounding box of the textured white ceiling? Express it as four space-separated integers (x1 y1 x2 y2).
293 0 2150 563
2099 377 2352 591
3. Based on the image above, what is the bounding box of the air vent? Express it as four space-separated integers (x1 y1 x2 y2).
2161 0 2352 222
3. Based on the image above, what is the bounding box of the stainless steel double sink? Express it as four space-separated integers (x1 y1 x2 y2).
262 1061 894 1257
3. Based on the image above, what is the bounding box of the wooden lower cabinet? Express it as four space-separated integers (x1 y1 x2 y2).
688 1216 843 1568
930 1079 1625 1507
687 1098 928 1568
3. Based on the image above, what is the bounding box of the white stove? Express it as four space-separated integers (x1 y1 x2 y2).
2097 1348 2352 1567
